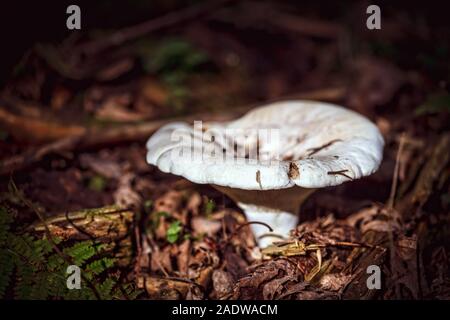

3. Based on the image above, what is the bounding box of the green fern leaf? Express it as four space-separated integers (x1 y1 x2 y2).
0 249 14 297
85 257 115 280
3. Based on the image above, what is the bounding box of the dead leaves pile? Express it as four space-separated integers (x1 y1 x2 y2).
135 186 436 300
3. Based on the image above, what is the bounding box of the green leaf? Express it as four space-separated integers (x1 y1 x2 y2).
64 241 103 265
85 257 115 280
166 221 182 244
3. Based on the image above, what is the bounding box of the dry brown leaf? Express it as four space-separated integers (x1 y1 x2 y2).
319 273 352 292
262 275 297 300
137 276 201 300
192 216 222 236
154 190 184 216
177 239 191 276
212 269 234 298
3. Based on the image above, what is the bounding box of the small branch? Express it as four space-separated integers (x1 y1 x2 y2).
77 0 234 55
387 132 406 209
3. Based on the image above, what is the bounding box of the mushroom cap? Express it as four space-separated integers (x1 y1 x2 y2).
146 101 384 190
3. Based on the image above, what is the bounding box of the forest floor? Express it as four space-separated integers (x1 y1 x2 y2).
0 1 449 300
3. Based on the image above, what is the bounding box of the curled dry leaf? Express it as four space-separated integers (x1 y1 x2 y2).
231 259 298 300
262 275 297 300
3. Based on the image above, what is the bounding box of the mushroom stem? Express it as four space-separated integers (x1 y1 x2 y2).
213 186 315 247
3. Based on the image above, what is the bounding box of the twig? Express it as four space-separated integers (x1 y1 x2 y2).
235 221 273 234
77 0 234 55
387 133 406 209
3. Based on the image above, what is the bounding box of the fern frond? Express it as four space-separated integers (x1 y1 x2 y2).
0 207 13 246
85 257 115 280
97 276 117 300
64 241 97 265
0 249 14 298
14 259 34 299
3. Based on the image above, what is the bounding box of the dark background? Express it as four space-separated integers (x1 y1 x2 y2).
1 0 449 83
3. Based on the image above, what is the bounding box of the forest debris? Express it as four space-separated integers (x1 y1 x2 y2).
346 205 401 234
137 276 203 300
319 273 353 292
151 245 173 274
262 274 297 300
390 234 420 299
212 269 234 298
50 85 72 111
77 0 234 55
196 266 213 289
0 87 349 176
192 216 222 236
262 239 364 258
216 1 343 39
342 231 388 300
154 190 185 214
185 192 202 216
348 57 405 114
137 77 169 108
0 107 85 143
399 133 450 214
96 57 134 81
190 241 220 270
176 239 191 276
79 153 122 179
262 240 320 257
30 205 133 241
114 173 141 208
95 94 148 122
231 258 302 300
223 246 249 279
30 205 134 266
387 133 406 209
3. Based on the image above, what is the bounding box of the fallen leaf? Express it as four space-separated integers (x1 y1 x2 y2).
192 216 221 236
212 269 234 298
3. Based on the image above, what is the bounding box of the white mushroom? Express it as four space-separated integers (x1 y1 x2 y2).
146 101 384 247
